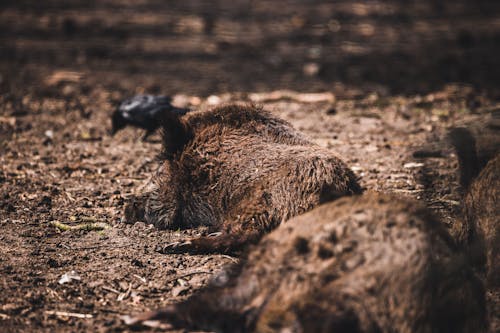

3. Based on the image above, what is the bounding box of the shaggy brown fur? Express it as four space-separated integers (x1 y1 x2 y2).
125 104 361 254
127 193 487 333
463 155 499 288
449 122 499 287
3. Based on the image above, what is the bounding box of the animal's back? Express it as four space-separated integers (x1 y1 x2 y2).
178 130 358 228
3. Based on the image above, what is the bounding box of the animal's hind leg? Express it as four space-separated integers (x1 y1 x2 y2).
159 196 279 255
157 229 263 255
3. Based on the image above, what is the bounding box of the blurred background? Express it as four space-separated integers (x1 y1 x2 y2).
1 0 500 98
1 3 500 331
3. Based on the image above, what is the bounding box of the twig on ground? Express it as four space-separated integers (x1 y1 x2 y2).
45 310 93 319
165 270 213 284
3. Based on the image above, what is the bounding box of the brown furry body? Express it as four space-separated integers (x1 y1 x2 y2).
126 105 361 254
464 154 499 288
128 193 487 333
449 119 499 287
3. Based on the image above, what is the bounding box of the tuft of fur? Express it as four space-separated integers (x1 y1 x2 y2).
128 193 487 333
125 104 361 254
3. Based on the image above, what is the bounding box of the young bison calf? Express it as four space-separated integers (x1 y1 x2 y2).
126 193 487 333
125 104 361 254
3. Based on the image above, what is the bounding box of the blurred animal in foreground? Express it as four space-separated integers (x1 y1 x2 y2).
124 104 361 254
448 113 499 288
125 193 487 333
110 95 190 140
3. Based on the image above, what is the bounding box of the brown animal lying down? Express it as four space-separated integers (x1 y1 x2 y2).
449 120 499 288
125 193 487 333
125 104 361 254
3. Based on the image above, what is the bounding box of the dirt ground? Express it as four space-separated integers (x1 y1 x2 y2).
1 1 499 332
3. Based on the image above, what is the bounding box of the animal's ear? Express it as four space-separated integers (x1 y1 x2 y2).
160 111 193 160
448 127 479 189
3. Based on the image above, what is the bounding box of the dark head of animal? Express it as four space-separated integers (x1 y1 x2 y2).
110 109 128 135
110 94 190 139
126 104 362 254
